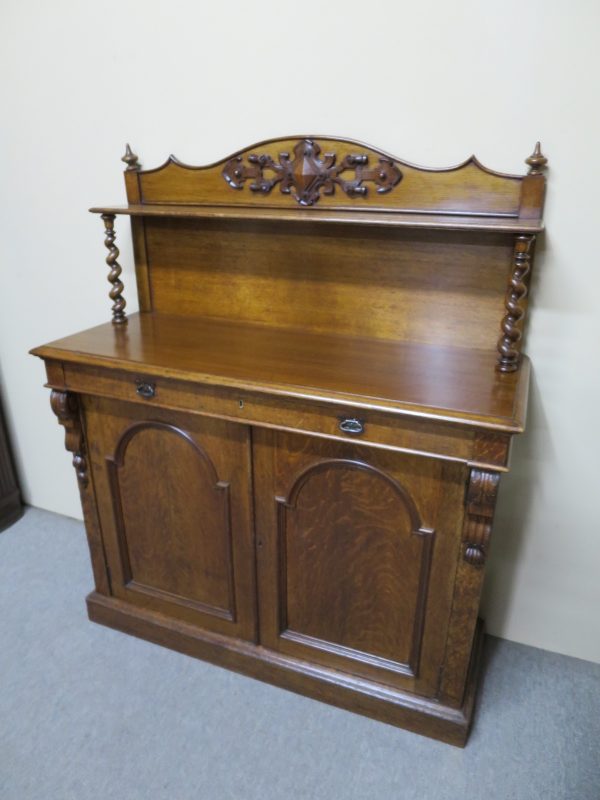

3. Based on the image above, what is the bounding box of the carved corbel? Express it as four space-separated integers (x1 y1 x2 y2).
462 468 500 566
50 390 88 488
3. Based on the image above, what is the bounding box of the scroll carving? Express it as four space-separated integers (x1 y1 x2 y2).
101 214 127 325
497 234 535 372
50 391 88 488
462 469 500 566
222 138 402 207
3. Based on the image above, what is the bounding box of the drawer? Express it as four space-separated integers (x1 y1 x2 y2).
54 361 510 469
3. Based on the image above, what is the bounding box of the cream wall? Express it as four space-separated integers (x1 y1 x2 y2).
1 0 599 663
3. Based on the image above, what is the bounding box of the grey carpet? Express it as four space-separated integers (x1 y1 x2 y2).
1 508 598 800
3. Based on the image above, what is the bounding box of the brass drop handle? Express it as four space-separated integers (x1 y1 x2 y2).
339 418 364 435
135 380 156 399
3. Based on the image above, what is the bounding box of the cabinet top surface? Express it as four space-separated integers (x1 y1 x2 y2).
32 312 529 432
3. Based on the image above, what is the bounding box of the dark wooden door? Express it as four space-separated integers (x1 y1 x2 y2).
84 396 257 641
253 429 466 695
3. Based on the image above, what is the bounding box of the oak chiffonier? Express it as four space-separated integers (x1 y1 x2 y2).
32 136 546 745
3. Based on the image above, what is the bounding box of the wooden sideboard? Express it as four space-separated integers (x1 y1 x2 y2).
31 136 546 745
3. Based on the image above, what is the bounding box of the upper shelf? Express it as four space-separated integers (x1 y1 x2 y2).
91 136 547 233
89 203 544 233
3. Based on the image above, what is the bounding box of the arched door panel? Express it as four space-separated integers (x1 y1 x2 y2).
278 459 433 676
108 422 235 619
83 397 256 641
253 429 465 694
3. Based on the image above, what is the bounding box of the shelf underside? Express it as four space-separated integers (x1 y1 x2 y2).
33 313 529 432
89 204 543 234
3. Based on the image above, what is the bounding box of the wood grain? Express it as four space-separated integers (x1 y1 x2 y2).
107 421 236 618
278 459 434 676
141 218 514 351
253 429 465 694
52 360 512 470
83 397 257 641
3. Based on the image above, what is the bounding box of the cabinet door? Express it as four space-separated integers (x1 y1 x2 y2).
83 396 256 641
253 429 465 696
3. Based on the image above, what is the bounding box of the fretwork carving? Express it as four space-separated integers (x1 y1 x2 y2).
222 138 402 207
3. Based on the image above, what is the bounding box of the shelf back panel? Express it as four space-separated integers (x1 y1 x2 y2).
143 217 514 351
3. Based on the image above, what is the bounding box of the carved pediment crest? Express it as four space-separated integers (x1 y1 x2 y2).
222 138 402 206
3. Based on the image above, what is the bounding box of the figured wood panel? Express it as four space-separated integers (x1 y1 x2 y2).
144 218 513 349
83 397 257 640
108 423 234 617
254 430 466 695
279 460 433 675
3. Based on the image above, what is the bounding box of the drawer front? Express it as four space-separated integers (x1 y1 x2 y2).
58 362 510 469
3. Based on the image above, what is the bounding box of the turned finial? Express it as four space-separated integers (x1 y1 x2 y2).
525 142 548 175
122 143 140 171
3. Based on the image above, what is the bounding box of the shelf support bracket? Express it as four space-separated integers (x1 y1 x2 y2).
462 468 500 566
50 390 88 488
101 213 127 325
496 233 535 372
